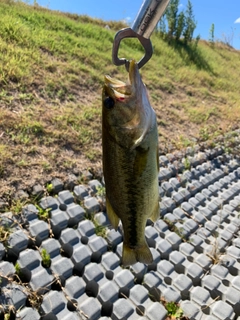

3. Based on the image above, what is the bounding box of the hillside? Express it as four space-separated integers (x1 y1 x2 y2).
0 0 240 198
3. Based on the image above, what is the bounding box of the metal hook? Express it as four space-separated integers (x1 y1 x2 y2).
112 28 153 71
112 0 171 71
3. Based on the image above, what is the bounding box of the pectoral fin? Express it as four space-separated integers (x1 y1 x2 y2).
106 196 120 230
133 145 149 177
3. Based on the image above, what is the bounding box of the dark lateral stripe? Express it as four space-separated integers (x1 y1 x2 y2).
127 208 138 247
125 177 139 248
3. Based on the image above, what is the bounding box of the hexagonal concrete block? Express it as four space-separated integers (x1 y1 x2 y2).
39 196 59 211
106 229 123 251
71 243 92 272
112 298 135 320
18 249 41 271
210 264 229 281
7 229 29 259
29 220 49 246
73 184 89 201
58 190 74 205
22 204 38 224
179 242 195 258
88 235 108 255
51 256 74 285
180 300 200 319
50 209 69 238
157 260 175 279
190 286 211 307
195 253 212 271
154 219 168 236
173 207 187 221
186 262 204 286
30 268 53 294
65 275 86 301
169 251 186 274
79 297 102 320
146 301 167 320
156 239 172 259
84 196 100 214
65 203 85 227
17 307 40 320
143 271 162 290
114 269 135 289
98 280 119 304
129 284 149 306
161 286 181 303
94 212 110 227
173 274 192 299
224 286 240 312
0 261 15 278
59 228 81 257
39 290 68 318
2 284 27 310
101 252 120 271
227 245 240 259
83 262 105 283
0 242 5 261
41 238 61 259
88 179 103 194
78 220 95 238
211 300 234 320
201 274 222 299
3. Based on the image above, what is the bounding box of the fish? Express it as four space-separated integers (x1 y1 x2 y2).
102 59 159 266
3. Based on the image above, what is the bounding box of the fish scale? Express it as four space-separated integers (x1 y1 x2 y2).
102 60 159 266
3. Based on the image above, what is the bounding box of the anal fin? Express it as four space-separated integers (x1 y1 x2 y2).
106 196 120 230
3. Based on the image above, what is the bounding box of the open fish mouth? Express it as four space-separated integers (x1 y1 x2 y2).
104 60 138 98
104 76 132 98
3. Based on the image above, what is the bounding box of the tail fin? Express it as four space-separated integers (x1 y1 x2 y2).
122 242 153 266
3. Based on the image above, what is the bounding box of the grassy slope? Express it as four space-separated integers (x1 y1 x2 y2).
0 0 239 196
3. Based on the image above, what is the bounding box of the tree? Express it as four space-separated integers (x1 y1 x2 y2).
157 0 197 45
209 23 215 45
183 0 196 44
175 11 185 41
158 14 167 38
165 0 179 39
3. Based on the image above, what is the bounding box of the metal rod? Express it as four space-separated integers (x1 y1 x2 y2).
131 0 171 39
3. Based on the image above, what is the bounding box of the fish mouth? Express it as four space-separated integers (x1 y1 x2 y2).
104 60 138 99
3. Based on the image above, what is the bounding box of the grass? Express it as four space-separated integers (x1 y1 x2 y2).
0 224 12 247
35 204 50 221
0 0 239 196
41 248 51 268
164 301 184 319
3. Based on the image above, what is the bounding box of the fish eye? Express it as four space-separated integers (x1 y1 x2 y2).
104 96 115 109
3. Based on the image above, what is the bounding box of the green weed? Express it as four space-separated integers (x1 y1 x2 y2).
14 262 21 276
183 158 191 171
35 205 50 221
0 224 12 247
96 185 106 198
46 183 53 194
10 199 28 215
165 301 184 319
94 221 107 238
41 248 51 268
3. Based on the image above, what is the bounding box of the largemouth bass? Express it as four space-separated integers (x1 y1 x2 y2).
102 60 159 266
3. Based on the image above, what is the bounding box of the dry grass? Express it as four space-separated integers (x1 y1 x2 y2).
0 0 239 198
